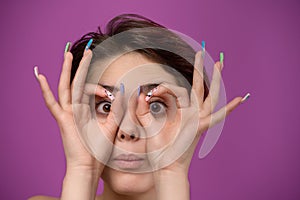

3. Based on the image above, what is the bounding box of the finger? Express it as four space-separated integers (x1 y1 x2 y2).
192 51 205 106
201 96 242 131
58 52 73 108
136 93 155 127
146 83 190 108
202 62 222 115
137 92 163 140
37 73 62 118
72 50 93 103
106 91 125 136
148 107 199 169
81 83 107 104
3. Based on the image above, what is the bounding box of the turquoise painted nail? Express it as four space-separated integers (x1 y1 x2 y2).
201 41 205 51
120 83 125 95
220 52 224 63
85 39 93 51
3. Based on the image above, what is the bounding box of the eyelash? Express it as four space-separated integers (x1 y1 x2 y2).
95 100 111 116
148 99 167 107
94 97 168 117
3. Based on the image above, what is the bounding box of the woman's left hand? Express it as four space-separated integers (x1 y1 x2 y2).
136 51 246 199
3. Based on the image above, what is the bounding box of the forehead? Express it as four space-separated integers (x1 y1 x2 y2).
96 52 177 87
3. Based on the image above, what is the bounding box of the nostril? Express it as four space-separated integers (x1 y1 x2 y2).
130 134 135 139
121 134 125 139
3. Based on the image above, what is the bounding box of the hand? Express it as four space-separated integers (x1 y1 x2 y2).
34 50 122 173
136 51 245 175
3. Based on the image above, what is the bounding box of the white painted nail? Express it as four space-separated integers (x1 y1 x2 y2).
105 90 115 101
241 93 250 103
34 66 39 80
145 87 158 102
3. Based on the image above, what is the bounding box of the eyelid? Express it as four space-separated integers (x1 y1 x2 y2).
95 99 111 105
95 95 112 103
148 97 168 108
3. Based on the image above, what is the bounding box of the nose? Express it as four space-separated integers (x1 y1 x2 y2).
118 131 138 141
116 111 140 142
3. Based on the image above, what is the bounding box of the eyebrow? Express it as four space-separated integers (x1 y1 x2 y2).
98 83 162 93
141 83 161 93
98 84 119 92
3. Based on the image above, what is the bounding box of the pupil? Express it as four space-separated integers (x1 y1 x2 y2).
103 104 111 112
150 103 161 113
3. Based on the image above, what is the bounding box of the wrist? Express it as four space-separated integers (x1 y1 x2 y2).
154 169 190 200
66 158 104 175
61 167 101 200
155 165 188 178
154 169 189 184
65 165 102 181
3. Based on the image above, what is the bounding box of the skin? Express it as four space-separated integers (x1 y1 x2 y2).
30 48 245 200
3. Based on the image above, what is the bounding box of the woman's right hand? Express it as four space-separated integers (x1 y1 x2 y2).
34 48 121 173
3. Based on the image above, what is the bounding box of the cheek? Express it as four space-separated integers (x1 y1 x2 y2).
147 108 182 150
96 115 108 124
164 95 179 122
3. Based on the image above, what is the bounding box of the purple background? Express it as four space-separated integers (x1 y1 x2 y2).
1 0 300 199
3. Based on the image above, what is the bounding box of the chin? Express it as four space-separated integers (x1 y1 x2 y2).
102 167 155 195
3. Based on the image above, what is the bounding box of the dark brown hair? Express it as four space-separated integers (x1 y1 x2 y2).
70 13 209 99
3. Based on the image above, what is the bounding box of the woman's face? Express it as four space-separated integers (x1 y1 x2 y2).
93 52 181 195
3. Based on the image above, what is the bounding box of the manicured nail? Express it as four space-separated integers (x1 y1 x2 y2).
64 42 71 53
201 41 205 51
201 40 206 57
137 85 141 97
241 93 250 103
220 52 224 63
105 89 115 101
85 39 93 51
34 66 39 80
220 52 224 69
145 87 158 102
120 83 125 95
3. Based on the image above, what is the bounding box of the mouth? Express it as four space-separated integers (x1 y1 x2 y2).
112 154 145 169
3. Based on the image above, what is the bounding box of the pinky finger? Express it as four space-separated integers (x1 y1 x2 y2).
34 67 62 118
201 95 246 131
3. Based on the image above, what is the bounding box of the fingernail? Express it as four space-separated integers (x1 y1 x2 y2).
105 89 115 101
85 39 93 51
34 66 39 80
201 40 206 57
220 52 224 68
137 85 141 97
120 83 125 95
241 93 250 103
201 41 205 51
64 42 71 54
145 87 158 102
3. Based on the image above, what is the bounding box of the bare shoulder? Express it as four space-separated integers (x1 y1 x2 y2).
28 195 59 200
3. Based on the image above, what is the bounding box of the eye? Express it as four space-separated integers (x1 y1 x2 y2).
96 101 111 115
149 101 166 117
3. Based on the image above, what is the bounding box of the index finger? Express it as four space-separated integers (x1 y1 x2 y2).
72 50 93 104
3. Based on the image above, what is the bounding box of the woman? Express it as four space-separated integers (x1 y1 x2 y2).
31 14 249 200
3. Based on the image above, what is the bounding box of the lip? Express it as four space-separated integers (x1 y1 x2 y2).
112 154 145 169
